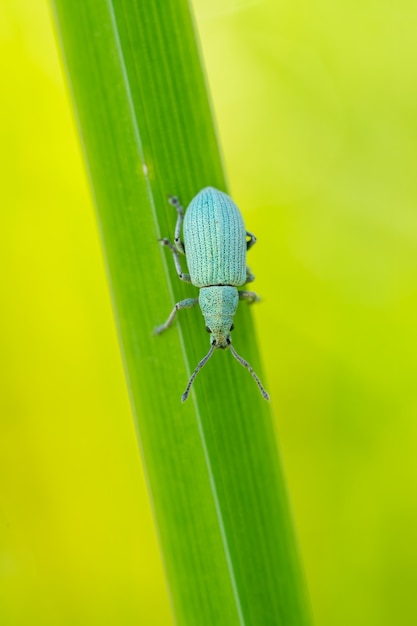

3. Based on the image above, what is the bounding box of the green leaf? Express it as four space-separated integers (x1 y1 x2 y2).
52 1 312 624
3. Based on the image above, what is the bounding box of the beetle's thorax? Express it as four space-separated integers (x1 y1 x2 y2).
199 286 238 348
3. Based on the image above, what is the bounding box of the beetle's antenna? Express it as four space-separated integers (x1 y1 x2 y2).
182 344 216 402
229 345 270 400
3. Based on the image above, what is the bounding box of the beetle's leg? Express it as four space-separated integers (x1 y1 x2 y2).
246 231 257 251
168 195 186 254
245 231 257 280
158 238 191 283
245 267 255 283
239 290 260 304
154 298 199 335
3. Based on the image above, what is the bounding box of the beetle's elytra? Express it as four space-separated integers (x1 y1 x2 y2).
155 187 269 402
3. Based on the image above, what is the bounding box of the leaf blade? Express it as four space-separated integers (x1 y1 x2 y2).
52 1 312 624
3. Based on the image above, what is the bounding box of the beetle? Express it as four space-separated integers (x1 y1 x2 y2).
155 187 269 402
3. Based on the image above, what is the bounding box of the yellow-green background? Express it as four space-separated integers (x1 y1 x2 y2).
1 1 417 625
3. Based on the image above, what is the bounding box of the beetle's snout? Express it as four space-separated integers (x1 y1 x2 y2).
212 335 231 350
205 318 234 350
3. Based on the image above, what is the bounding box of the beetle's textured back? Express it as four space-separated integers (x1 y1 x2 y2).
183 187 247 287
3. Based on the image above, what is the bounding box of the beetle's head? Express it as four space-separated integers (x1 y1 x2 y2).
180 286 270 402
205 321 234 350
199 286 237 349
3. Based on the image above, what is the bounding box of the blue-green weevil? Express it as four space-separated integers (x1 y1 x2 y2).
155 187 269 402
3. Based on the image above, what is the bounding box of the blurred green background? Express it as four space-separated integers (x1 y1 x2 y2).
1 1 417 625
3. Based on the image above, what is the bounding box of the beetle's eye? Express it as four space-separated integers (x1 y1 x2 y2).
230 324 234 331
205 326 211 333
226 337 231 345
